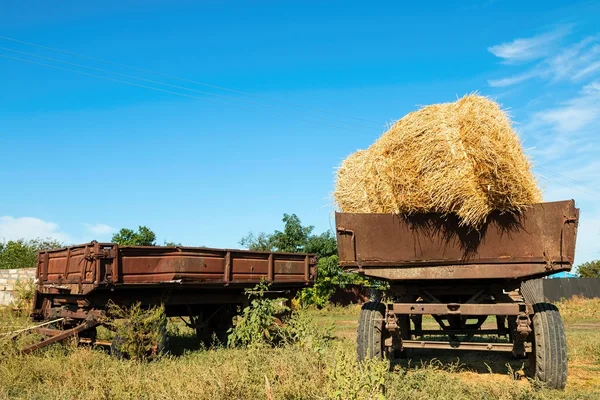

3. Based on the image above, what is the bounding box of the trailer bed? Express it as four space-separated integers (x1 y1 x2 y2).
337 199 579 389
36 243 316 296
335 200 578 281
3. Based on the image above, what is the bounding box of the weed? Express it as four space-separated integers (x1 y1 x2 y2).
227 281 290 347
10 279 35 316
102 301 167 360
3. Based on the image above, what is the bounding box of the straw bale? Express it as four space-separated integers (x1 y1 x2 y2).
334 94 541 227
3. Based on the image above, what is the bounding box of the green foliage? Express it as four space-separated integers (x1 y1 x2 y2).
103 302 167 360
11 279 35 316
0 238 63 269
240 213 380 306
2 302 600 399
305 230 338 258
577 259 600 278
227 281 289 347
326 344 388 400
298 255 383 307
282 309 333 355
111 226 156 246
240 214 337 258
227 282 333 350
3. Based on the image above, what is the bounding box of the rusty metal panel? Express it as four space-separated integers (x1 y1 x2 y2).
391 303 529 315
360 263 565 281
335 200 579 281
232 258 269 275
37 243 316 291
401 340 530 353
38 243 108 291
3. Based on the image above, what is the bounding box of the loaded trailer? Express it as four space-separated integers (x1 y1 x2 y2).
26 243 316 354
335 200 579 389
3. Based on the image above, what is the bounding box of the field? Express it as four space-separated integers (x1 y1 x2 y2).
1 297 599 400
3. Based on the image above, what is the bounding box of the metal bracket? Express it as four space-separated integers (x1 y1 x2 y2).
384 307 403 353
336 227 357 263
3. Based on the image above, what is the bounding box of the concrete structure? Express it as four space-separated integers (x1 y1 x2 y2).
0 268 36 306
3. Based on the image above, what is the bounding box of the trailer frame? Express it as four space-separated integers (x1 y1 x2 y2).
337 200 578 390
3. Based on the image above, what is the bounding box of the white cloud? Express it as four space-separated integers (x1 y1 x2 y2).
536 160 600 265
572 213 600 265
532 81 600 134
0 216 72 243
574 60 600 80
488 27 569 63
583 80 600 93
543 36 600 82
488 28 600 265
488 30 600 87
488 70 539 87
84 223 115 235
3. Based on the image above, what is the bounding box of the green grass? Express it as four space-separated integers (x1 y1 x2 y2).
1 300 599 399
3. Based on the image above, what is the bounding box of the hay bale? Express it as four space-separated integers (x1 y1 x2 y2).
334 94 541 227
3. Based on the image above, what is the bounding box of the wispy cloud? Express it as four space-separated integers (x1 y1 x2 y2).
488 26 570 64
0 216 72 243
84 223 116 235
487 29 600 87
574 60 600 80
543 36 600 82
488 70 539 87
532 81 600 134
488 28 600 264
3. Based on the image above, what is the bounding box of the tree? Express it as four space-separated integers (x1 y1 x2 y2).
240 214 336 257
111 226 156 246
239 213 371 306
577 260 600 278
0 238 63 269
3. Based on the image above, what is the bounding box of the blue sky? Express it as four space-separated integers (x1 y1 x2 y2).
1 0 599 265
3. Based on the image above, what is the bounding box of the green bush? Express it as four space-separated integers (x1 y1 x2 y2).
577 260 600 278
227 281 289 347
11 279 35 316
228 281 333 350
0 238 62 269
102 302 167 360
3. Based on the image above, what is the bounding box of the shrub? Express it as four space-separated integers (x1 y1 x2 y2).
102 301 167 360
228 281 334 350
11 279 35 316
227 281 289 347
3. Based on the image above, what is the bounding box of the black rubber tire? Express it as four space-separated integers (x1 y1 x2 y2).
520 279 545 304
357 301 387 361
529 303 568 390
356 302 370 361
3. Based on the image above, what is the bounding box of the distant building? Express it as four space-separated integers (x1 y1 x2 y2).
546 271 579 279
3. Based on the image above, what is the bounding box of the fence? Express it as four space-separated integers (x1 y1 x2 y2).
543 278 600 302
0 268 36 306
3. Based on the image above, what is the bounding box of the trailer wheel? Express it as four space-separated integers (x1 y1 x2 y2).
357 301 387 361
520 279 545 304
528 303 568 390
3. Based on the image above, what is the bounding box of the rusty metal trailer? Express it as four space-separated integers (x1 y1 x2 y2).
335 200 579 389
26 243 316 354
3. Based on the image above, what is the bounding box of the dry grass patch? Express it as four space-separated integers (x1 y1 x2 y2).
1 300 600 399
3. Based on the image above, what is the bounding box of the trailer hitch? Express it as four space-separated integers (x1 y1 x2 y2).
512 310 532 358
